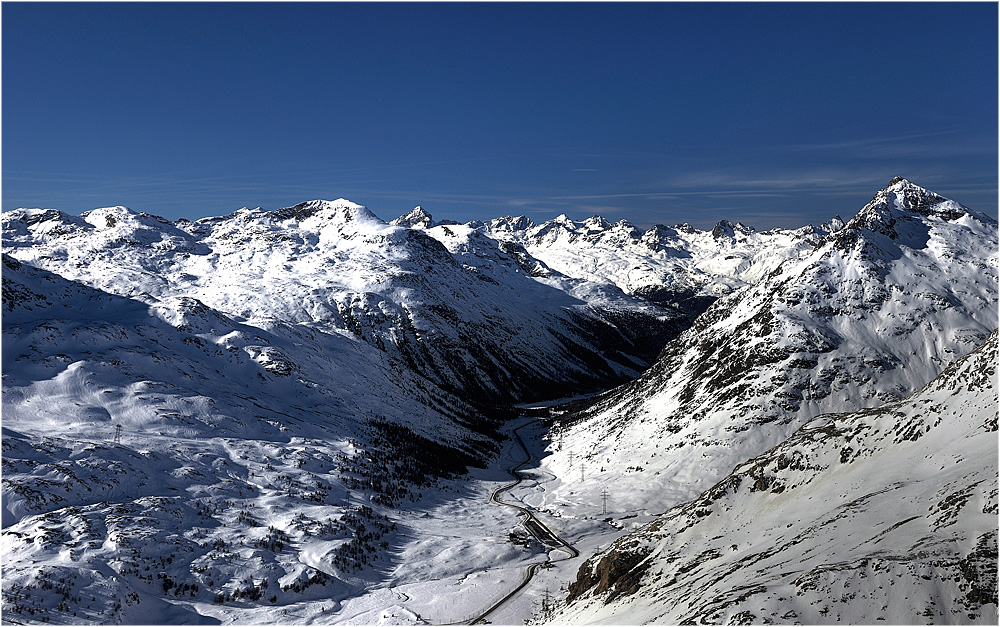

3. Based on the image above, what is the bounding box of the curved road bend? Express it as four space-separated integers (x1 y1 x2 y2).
465 420 578 625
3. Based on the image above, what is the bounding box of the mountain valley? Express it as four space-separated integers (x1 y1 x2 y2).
2 178 996 625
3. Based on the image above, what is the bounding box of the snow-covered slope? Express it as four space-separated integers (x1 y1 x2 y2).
0 196 695 624
537 178 997 519
558 329 998 624
0 251 505 623
418 220 690 364
484 210 845 307
1 200 676 404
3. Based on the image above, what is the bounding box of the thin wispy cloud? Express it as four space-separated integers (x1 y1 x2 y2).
770 130 995 160
775 130 954 152
659 169 883 191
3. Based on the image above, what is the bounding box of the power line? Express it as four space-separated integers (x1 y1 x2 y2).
540 586 554 621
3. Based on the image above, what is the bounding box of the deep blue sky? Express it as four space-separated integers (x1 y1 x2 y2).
4 2 997 229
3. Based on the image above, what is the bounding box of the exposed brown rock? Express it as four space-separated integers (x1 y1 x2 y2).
567 547 653 605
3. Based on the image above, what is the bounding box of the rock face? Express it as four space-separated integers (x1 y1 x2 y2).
558 329 999 624
543 178 997 517
566 547 652 605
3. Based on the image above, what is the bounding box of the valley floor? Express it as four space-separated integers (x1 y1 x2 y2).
307 415 645 626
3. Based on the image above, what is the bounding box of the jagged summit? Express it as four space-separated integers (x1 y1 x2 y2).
831 177 984 245
487 215 536 234
870 177 978 222
391 206 435 229
709 219 753 240
581 216 612 232
484 209 843 304
822 214 845 232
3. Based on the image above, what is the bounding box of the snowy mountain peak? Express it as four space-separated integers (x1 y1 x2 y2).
1 208 83 239
2 205 199 255
391 206 435 229
822 214 845 233
487 215 536 234
883 177 951 215
709 219 752 240
869 177 976 223
832 178 984 245
271 198 382 227
581 216 611 232
710 219 734 239
81 205 139 230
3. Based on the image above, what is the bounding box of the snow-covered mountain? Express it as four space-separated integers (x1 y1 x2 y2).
389 206 458 230
0 250 501 623
0 195 695 624
2 177 995 625
483 210 845 309
535 177 997 521
416 219 691 364
1 200 679 405
558 329 998 624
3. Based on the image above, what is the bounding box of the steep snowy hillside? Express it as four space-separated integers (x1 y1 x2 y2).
417 220 690 364
1 253 504 624
558 329 998 624
537 178 997 520
483 210 845 309
2 200 674 404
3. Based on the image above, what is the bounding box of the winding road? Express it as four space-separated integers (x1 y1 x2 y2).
465 420 578 624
